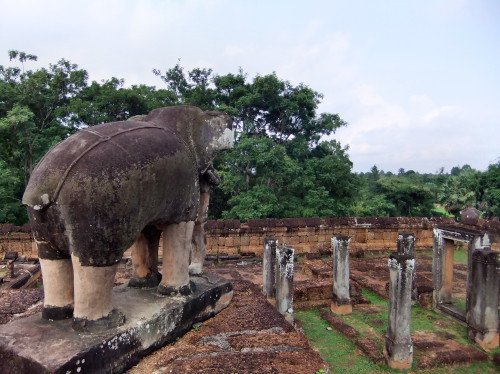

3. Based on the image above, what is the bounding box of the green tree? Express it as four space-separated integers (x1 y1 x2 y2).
153 64 354 220
68 78 176 126
0 159 26 224
375 176 435 216
479 162 500 218
437 166 481 217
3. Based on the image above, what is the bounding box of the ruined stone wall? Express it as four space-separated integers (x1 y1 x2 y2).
204 217 456 257
0 225 36 259
2 217 498 259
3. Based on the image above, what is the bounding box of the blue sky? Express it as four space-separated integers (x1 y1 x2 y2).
1 0 498 173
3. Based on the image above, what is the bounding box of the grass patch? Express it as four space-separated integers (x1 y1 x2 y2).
451 296 467 313
295 309 388 373
298 289 500 373
453 248 468 265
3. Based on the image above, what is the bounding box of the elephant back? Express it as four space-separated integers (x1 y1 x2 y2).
23 120 191 210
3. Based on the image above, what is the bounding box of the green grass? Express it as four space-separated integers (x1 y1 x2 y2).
453 248 469 265
295 309 389 373
451 296 467 313
297 290 500 373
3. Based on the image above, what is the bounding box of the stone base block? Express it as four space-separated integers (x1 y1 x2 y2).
0 273 232 374
384 339 413 370
386 356 413 370
471 331 499 351
283 312 294 324
330 302 352 315
266 297 276 307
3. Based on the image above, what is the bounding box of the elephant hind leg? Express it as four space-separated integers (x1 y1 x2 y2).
128 226 162 288
40 258 74 320
158 221 194 296
71 254 124 332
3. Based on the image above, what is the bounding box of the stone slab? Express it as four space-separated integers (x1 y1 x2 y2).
0 273 233 374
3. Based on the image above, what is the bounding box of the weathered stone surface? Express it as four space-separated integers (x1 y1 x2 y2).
385 253 414 369
0 273 232 374
467 248 499 350
331 236 352 314
275 246 294 323
262 237 277 298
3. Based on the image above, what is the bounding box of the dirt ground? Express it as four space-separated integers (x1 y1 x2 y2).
129 269 327 373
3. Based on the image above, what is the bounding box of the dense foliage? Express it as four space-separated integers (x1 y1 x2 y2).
0 51 498 224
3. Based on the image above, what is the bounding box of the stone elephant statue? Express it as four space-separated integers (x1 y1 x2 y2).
22 106 233 331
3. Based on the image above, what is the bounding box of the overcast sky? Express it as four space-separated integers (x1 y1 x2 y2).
1 0 498 173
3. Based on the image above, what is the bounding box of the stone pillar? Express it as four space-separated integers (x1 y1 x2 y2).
331 236 352 315
397 232 415 256
432 228 443 307
7 260 15 278
263 237 277 300
441 239 455 304
467 248 499 350
275 246 294 323
397 232 416 301
433 229 454 306
385 253 414 370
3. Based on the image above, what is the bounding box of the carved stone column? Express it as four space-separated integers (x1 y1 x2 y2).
331 236 352 315
263 237 277 300
385 253 414 370
275 246 294 323
467 248 499 350
397 232 416 300
433 229 455 306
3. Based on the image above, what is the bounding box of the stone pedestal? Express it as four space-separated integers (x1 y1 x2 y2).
385 253 414 370
275 246 294 323
330 236 352 315
263 237 277 303
467 248 499 351
0 273 233 373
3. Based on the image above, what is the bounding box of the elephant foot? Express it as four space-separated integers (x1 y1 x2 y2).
72 308 125 333
128 271 162 288
42 304 74 320
188 263 203 276
157 281 195 296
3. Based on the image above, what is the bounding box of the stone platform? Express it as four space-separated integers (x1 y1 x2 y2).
0 273 233 374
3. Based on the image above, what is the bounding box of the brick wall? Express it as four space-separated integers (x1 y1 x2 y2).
2 217 498 259
204 217 454 257
0 224 36 259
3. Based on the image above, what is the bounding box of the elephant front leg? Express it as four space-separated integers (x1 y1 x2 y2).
158 221 195 296
129 227 162 288
189 191 210 275
71 254 125 332
40 258 74 320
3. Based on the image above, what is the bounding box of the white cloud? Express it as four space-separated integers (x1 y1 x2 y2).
422 105 459 123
